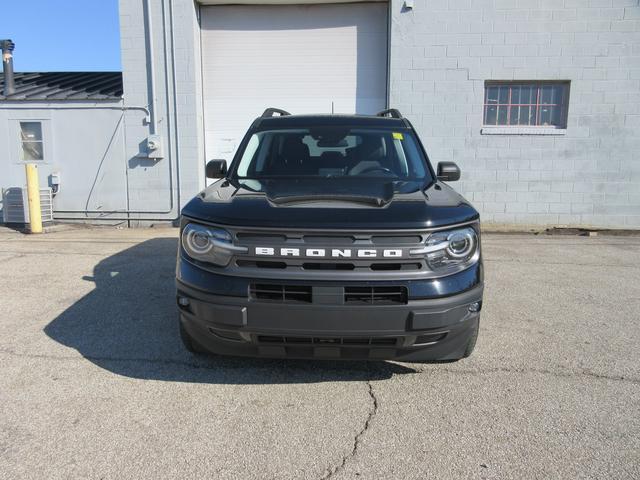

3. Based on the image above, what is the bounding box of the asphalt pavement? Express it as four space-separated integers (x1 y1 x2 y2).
0 226 638 479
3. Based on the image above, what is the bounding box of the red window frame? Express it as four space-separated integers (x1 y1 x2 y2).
483 82 569 128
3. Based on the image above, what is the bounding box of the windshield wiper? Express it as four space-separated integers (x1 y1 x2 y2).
268 194 390 207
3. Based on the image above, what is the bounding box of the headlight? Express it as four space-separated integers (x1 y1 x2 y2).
411 226 479 273
181 223 247 266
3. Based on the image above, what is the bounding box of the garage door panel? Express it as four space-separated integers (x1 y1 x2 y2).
201 2 388 163
204 80 359 96
202 3 383 30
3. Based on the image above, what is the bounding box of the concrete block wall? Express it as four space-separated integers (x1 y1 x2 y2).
390 0 640 227
119 0 204 223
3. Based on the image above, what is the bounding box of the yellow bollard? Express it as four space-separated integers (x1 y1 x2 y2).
25 163 43 234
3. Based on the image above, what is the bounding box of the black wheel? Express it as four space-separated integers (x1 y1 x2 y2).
179 317 207 354
461 320 479 359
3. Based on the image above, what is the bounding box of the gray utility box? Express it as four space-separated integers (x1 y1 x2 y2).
2 187 54 224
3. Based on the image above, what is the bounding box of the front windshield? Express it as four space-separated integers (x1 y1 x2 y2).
232 127 430 181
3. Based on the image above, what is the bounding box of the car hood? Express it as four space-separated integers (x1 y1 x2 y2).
181 178 479 229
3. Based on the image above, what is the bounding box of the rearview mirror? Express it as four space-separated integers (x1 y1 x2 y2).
436 162 461 182
206 159 227 179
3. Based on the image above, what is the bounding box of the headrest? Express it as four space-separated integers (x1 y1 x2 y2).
282 136 310 162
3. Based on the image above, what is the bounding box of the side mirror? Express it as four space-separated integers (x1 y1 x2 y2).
206 159 227 179
436 161 461 182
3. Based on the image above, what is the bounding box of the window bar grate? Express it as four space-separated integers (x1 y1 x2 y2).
483 82 568 127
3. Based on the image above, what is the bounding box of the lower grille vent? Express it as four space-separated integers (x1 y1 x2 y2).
414 332 448 345
249 284 312 303
237 260 287 269
370 263 421 271
256 335 399 346
302 263 355 271
344 286 408 305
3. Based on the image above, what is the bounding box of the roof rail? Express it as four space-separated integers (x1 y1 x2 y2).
262 108 291 118
376 108 403 119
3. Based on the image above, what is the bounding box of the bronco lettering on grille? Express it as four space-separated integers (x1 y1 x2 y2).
254 247 404 258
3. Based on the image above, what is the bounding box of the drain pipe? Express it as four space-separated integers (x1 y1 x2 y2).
1 39 16 97
167 0 181 215
143 0 158 136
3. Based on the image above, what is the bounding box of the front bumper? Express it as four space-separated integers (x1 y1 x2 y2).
177 279 483 362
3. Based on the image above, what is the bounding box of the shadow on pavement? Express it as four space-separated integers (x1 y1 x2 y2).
44 237 417 384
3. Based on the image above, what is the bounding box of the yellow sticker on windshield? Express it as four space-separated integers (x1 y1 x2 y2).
392 132 404 140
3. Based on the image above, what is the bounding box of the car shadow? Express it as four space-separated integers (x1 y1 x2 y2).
44 237 418 384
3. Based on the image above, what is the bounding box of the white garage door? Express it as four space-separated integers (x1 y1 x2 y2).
200 2 388 161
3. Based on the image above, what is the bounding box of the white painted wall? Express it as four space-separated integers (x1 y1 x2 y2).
0 101 130 221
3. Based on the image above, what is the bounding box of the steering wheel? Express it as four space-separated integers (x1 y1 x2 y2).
358 165 395 176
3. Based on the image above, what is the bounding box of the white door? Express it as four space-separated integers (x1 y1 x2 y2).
200 2 388 162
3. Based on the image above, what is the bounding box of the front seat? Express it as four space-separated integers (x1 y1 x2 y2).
271 136 310 175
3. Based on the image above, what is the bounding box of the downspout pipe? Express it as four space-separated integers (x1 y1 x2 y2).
143 0 158 135
1 39 16 97
167 0 182 215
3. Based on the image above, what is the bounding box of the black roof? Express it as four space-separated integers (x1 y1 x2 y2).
0 72 123 101
255 114 410 129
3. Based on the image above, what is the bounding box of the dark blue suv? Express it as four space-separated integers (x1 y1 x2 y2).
176 108 483 361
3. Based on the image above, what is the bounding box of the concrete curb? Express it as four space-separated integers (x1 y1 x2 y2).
481 223 640 236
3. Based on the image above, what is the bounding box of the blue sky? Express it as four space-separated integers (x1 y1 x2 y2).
0 0 121 72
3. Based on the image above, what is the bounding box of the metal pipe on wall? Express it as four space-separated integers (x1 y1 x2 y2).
167 0 182 216
143 0 159 136
0 103 151 117
1 39 16 96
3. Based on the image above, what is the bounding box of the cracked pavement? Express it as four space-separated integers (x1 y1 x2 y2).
0 227 639 479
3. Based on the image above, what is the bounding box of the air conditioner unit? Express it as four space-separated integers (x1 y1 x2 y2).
2 187 54 224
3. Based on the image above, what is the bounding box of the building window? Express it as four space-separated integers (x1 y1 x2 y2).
20 121 44 161
483 82 569 128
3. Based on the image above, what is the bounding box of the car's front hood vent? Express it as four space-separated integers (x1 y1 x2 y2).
263 178 395 207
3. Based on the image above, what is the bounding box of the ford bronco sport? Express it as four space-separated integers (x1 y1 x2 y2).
176 108 483 361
